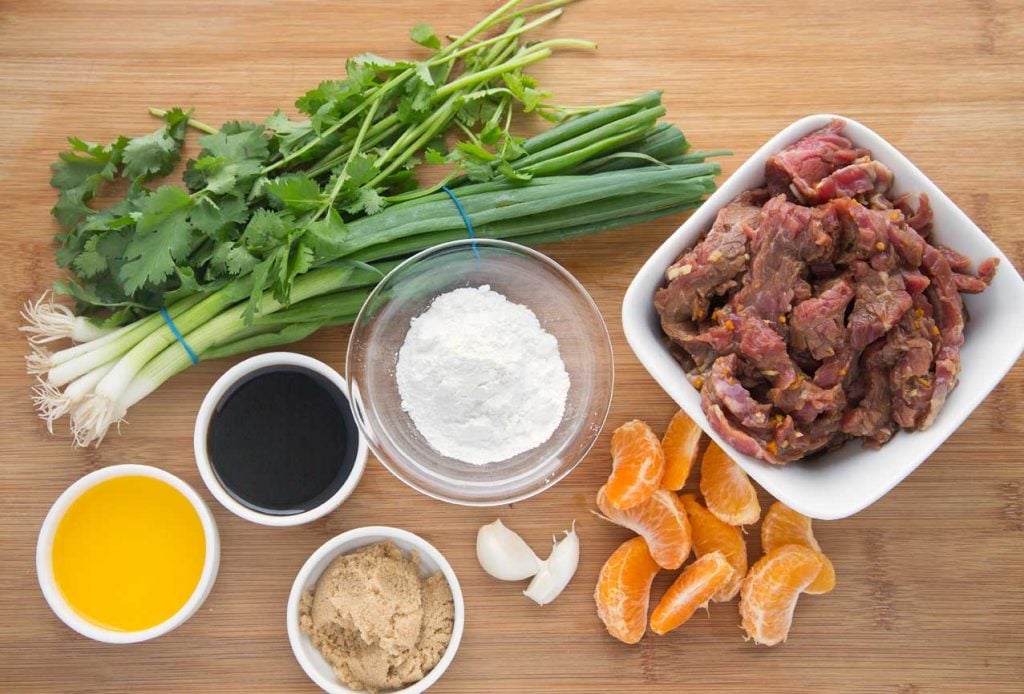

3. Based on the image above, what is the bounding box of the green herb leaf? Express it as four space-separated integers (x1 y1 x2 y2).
345 187 384 215
303 208 350 259
50 136 126 228
190 195 248 238
424 147 447 165
210 241 260 276
121 108 189 180
410 22 441 50
263 174 324 213
119 186 196 293
265 110 314 158
72 236 109 278
241 209 291 254
185 122 270 195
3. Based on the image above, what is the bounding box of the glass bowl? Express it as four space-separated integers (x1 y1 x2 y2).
346 239 613 506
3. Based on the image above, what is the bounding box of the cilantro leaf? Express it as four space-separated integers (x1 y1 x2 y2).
349 53 412 73
121 108 189 180
303 208 350 259
415 61 435 87
119 187 196 293
184 122 269 196
282 242 315 299
210 241 259 276
425 147 447 165
72 236 108 278
410 22 441 50
345 187 384 215
190 194 248 239
265 110 314 158
263 174 324 213
50 136 125 228
241 209 291 254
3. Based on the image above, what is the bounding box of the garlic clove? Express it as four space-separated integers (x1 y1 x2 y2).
476 519 542 581
524 522 579 606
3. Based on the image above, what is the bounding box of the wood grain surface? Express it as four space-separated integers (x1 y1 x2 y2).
1 1 1022 691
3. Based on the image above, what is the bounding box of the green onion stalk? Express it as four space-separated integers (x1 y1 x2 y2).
23 0 729 447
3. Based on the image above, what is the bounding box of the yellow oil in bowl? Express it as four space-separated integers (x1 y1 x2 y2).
51 475 206 632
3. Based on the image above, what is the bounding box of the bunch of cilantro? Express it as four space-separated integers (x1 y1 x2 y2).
51 7 581 323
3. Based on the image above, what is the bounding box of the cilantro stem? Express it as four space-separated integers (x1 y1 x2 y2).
445 0 525 52
262 76 408 175
435 47 552 99
147 107 217 135
432 9 564 66
496 0 579 22
319 99 380 216
369 95 460 187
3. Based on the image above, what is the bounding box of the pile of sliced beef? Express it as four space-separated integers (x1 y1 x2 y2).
655 119 999 463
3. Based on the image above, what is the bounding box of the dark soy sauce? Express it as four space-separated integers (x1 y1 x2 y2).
207 365 358 515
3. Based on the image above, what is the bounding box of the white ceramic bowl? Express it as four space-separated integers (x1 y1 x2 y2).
36 464 220 644
287 526 465 694
194 352 368 526
623 114 1024 520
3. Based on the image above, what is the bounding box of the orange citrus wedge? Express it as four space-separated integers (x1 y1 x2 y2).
597 484 691 570
761 501 836 594
699 441 761 525
606 420 665 510
594 536 661 644
649 551 735 635
660 410 702 491
739 544 823 646
680 493 747 601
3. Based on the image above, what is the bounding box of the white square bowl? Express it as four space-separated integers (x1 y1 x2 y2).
622 114 1024 520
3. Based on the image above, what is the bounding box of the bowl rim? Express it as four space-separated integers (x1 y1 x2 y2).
621 113 1024 519
193 351 368 527
35 463 220 644
345 237 614 507
285 526 466 694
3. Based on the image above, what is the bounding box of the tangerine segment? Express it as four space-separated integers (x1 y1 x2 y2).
739 544 823 646
594 537 661 644
699 442 761 525
680 494 747 602
661 410 702 491
597 485 692 570
761 501 836 595
649 551 734 635
606 420 665 510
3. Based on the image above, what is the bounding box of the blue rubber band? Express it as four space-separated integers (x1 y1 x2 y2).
441 185 480 259
160 307 200 365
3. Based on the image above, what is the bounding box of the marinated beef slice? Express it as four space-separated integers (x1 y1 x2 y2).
656 119 998 463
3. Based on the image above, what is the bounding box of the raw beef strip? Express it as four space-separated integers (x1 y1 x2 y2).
655 191 763 323
801 159 894 205
846 263 913 350
733 195 839 323
790 275 855 360
765 119 868 202
919 244 966 428
893 192 933 236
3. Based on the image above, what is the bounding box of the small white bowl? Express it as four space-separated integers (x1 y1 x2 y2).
36 464 220 644
194 352 368 527
623 114 1024 520
287 527 465 694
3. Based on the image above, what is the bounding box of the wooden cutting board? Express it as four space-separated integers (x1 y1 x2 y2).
1 1 1021 691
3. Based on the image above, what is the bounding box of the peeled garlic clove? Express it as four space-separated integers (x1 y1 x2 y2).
476 519 542 581
524 523 579 606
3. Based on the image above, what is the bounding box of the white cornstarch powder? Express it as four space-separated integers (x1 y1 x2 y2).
396 285 570 465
